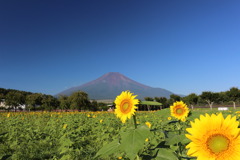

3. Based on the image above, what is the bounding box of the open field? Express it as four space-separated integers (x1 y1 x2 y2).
1 108 240 160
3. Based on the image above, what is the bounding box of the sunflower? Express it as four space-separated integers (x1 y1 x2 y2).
7 113 10 118
62 124 67 129
170 101 189 122
185 113 240 160
114 91 139 123
145 122 151 128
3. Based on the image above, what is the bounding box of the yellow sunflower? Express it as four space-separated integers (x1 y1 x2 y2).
114 91 139 123
186 113 240 160
145 122 151 128
170 101 189 121
62 124 67 129
7 113 10 118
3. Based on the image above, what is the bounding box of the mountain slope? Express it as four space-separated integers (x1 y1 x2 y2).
57 72 174 99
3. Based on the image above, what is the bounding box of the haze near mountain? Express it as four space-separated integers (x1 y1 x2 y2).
58 72 174 100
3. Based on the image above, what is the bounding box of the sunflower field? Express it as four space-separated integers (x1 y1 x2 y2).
1 91 240 160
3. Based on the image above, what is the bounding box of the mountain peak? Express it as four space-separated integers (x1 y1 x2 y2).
104 72 121 75
89 72 149 88
57 72 174 99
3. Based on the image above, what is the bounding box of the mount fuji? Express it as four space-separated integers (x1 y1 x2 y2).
57 72 174 100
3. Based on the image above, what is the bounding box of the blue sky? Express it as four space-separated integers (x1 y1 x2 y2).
0 0 239 96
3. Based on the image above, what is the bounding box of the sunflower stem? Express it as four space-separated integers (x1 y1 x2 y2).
133 115 137 129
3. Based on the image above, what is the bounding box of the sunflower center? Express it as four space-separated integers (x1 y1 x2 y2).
176 108 183 115
120 100 131 114
207 134 229 154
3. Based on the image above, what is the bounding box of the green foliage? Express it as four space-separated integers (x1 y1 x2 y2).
170 94 181 102
155 148 178 160
200 91 217 102
69 91 90 110
41 95 59 111
226 87 240 101
1 87 240 111
5 91 25 110
58 95 71 110
183 93 198 106
144 97 154 101
154 97 168 108
26 93 43 110
95 125 151 160
1 106 240 159
94 139 121 158
120 125 151 160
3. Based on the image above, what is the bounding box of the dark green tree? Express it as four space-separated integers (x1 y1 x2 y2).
69 91 90 111
26 93 43 111
170 94 181 102
91 100 99 111
218 92 228 104
41 95 58 111
226 87 240 109
0 88 8 96
144 97 154 101
200 91 218 109
0 93 4 102
5 91 25 111
154 97 167 109
183 93 198 109
98 102 108 111
58 95 70 111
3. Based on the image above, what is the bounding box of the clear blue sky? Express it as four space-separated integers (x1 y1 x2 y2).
0 0 239 96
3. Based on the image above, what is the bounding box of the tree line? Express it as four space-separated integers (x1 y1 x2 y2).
0 88 107 111
144 87 240 110
0 87 240 111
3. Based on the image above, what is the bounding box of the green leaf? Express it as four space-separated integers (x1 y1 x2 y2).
120 125 150 160
165 134 185 145
59 154 72 160
155 148 178 160
170 145 179 151
0 132 8 136
94 139 121 159
181 136 191 145
60 137 73 147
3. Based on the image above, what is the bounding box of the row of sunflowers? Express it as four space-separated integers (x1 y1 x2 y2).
108 91 240 160
1 90 240 159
